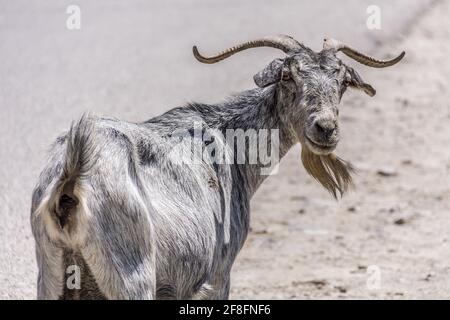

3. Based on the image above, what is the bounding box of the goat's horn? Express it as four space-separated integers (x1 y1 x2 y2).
323 38 405 68
193 35 302 64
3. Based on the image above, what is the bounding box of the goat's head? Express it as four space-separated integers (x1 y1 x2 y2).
193 35 405 197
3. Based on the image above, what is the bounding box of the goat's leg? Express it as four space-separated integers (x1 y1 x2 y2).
31 198 65 299
214 277 231 300
196 274 230 300
34 234 65 299
78 184 157 300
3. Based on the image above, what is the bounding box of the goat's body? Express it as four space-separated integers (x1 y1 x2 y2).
31 35 401 300
31 88 283 299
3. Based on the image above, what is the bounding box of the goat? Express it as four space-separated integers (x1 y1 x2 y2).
30 35 404 299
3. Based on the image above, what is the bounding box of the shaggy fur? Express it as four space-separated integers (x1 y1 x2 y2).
30 37 396 300
301 148 354 198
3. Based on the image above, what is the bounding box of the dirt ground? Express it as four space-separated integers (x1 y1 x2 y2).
231 0 450 299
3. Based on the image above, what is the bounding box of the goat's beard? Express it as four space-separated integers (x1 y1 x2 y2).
301 147 354 199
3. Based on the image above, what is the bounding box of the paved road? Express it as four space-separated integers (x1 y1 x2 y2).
0 0 430 299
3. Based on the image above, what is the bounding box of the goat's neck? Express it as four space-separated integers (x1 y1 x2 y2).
219 85 298 196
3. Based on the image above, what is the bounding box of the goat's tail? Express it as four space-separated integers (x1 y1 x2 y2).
43 114 98 234
63 114 98 184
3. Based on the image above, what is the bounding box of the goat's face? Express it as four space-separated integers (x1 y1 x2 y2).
287 51 346 155
253 49 378 156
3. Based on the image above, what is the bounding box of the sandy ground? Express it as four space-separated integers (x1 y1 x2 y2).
0 0 447 299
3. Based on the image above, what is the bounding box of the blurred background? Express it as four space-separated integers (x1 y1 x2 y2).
1 0 449 299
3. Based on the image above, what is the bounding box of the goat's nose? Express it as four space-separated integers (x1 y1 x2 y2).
314 119 336 137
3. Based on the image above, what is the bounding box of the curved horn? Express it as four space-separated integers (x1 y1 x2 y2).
193 35 302 64
323 38 405 68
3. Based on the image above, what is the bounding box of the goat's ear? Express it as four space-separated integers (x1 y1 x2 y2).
253 58 286 88
346 67 376 97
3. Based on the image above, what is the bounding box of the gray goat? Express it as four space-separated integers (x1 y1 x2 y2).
30 35 404 299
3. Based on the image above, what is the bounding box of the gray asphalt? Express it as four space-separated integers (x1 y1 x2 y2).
0 0 430 299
